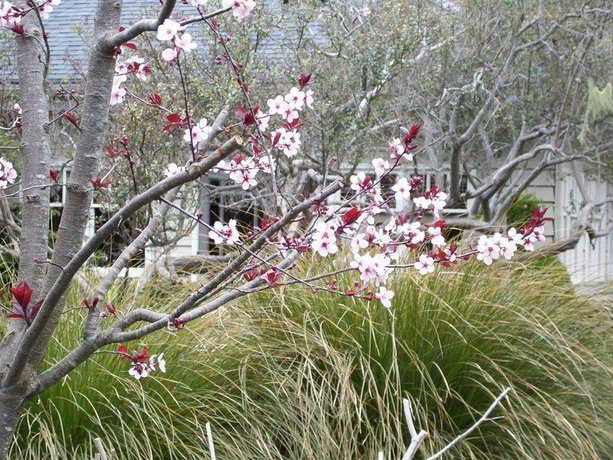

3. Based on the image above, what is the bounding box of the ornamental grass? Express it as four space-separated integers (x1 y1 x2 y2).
7 258 611 459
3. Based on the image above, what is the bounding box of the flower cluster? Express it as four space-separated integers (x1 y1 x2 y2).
0 157 17 189
0 1 61 31
157 19 197 62
311 221 339 257
302 123 550 308
111 56 151 105
37 0 61 20
222 0 257 20
118 345 166 380
215 152 274 190
413 184 448 218
0 1 21 29
476 232 517 265
267 84 313 159
183 117 213 149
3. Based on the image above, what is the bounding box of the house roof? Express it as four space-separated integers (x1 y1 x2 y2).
0 0 325 83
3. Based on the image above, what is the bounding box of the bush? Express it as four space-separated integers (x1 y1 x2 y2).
8 260 611 459
507 192 543 227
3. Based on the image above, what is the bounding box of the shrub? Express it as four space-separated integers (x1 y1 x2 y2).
9 260 611 459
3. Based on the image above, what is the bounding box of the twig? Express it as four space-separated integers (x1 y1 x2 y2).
426 387 511 460
402 398 429 460
206 422 216 460
93 437 109 460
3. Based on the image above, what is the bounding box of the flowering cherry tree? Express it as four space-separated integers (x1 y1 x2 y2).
0 0 577 456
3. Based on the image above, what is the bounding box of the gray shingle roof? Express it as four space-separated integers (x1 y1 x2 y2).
2 1 210 82
1 0 326 83
40 1 196 81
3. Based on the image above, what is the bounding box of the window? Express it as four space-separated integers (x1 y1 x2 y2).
197 176 261 255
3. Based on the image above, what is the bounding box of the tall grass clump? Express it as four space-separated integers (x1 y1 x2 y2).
7 258 612 459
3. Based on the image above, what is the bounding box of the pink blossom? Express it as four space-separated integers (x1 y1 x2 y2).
397 221 425 246
157 19 184 41
38 3 56 20
110 86 126 105
375 287 394 308
184 118 213 148
255 154 275 173
271 128 301 157
222 0 256 20
389 138 405 160
0 2 21 29
351 253 391 285
520 226 546 251
413 187 448 218
0 157 17 189
414 254 435 275
476 235 500 265
217 156 261 190
267 95 287 116
284 87 305 111
161 48 177 62
372 158 389 176
209 219 240 245
392 177 412 202
121 346 166 380
256 114 270 132
303 89 314 108
124 57 151 80
282 104 299 123
351 233 369 254
427 226 446 248
163 163 183 178
174 32 197 53
311 221 338 257
350 172 373 193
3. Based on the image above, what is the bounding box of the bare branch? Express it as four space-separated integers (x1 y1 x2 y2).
426 387 511 460
3 136 243 387
104 0 177 48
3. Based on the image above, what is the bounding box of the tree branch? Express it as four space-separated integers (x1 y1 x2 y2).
3 136 243 387
104 0 177 48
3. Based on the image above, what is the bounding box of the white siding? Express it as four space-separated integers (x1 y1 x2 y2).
556 169 612 284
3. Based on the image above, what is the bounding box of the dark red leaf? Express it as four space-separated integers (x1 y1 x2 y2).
282 117 301 130
271 131 282 148
88 178 112 190
408 123 421 137
9 281 32 310
235 107 255 127
49 169 59 182
122 42 138 50
298 72 312 90
105 145 118 159
30 299 43 316
10 24 25 36
135 346 149 362
6 313 25 319
118 344 129 359
166 113 182 123
148 92 162 106
62 111 80 129
341 207 362 226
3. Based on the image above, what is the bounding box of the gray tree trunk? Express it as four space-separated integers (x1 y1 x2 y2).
0 1 121 455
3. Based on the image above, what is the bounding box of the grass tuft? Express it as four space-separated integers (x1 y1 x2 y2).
7 259 612 459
